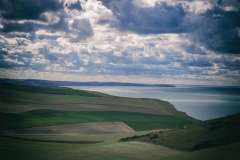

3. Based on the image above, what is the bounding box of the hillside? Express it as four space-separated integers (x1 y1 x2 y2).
120 112 240 151
0 83 239 159
0 83 197 133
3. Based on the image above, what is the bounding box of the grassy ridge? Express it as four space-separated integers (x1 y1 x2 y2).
0 83 198 125
0 83 101 97
0 110 192 131
121 113 240 150
0 84 159 108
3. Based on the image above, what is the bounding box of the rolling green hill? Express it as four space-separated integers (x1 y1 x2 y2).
0 110 192 131
0 83 239 159
120 112 240 151
0 83 101 97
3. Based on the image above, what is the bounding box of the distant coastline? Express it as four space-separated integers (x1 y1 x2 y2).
0 78 176 87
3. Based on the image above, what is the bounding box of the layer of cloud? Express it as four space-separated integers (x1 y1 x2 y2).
0 0 239 85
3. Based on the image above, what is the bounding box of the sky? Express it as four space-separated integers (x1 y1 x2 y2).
0 0 240 85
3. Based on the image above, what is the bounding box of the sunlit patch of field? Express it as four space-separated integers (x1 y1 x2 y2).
9 122 134 134
0 110 192 131
0 136 184 160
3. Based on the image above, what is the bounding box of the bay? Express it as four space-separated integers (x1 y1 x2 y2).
67 85 240 121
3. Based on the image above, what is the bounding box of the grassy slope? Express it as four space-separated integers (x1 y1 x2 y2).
0 83 101 97
1 135 239 160
0 136 183 160
121 113 240 150
0 84 175 109
1 83 239 159
0 110 192 131
168 142 240 160
0 83 197 132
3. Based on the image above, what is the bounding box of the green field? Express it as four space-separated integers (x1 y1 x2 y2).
0 110 192 131
1 83 239 159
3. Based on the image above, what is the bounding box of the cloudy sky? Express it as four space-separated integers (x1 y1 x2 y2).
0 0 240 85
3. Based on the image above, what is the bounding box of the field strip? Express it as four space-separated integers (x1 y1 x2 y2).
1 129 160 142
0 135 103 144
10 122 136 134
0 103 172 115
115 122 135 132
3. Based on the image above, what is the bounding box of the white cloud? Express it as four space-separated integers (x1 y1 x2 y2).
41 11 61 25
132 0 159 8
236 27 240 37
14 37 30 45
80 0 113 24
0 0 239 85
220 0 240 12
183 1 214 14
0 35 18 45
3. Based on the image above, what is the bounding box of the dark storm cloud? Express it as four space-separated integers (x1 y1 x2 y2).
0 12 69 34
107 0 188 34
1 21 38 33
213 55 240 71
102 0 240 54
66 0 82 11
189 7 240 54
181 44 207 55
0 0 83 34
181 58 213 67
0 0 63 20
0 50 34 69
0 0 65 33
0 49 9 55
0 0 93 42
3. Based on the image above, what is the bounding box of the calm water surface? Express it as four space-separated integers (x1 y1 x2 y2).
68 85 240 121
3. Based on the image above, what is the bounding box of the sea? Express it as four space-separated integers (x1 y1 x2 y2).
67 85 240 121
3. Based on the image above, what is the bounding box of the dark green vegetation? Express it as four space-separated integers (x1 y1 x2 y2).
121 112 240 151
0 110 191 131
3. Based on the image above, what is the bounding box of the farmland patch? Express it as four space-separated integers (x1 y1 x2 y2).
9 122 135 134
